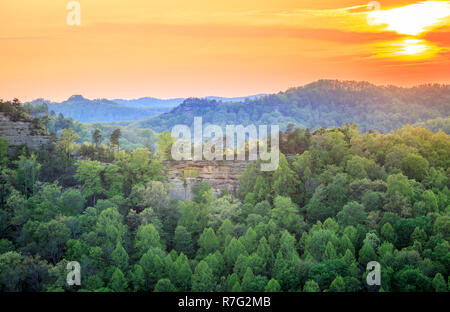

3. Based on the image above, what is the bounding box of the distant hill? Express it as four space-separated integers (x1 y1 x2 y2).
130 80 450 133
112 97 185 109
413 117 450 134
27 95 159 123
27 94 265 123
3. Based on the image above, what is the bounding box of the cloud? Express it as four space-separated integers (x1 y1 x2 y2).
88 22 401 44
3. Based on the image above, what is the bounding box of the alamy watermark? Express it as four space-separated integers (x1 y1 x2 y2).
170 117 280 171
66 261 81 286
67 1 81 26
366 261 381 286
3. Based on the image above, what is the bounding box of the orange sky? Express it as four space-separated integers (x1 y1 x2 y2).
1 0 449 102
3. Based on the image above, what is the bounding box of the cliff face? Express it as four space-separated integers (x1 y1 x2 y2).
0 112 51 153
163 160 249 200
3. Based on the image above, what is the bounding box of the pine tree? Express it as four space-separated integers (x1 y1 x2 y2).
129 264 146 291
192 261 215 292
241 267 255 292
432 273 447 292
264 279 281 292
303 280 320 292
328 275 345 292
154 278 176 292
109 268 128 292
111 241 129 272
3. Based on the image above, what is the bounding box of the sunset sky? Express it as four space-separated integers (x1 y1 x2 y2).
1 0 449 102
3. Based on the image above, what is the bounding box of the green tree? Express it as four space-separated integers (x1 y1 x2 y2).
303 280 320 292
432 273 447 292
192 260 215 292
401 154 429 181
109 268 128 292
111 241 129 272
197 228 219 258
59 128 80 157
156 131 175 160
359 243 377 267
154 278 176 292
135 224 162 258
59 188 85 215
75 160 106 204
264 279 281 292
93 129 102 147
110 128 121 151
129 264 146 291
328 275 345 292
0 251 26 291
174 226 194 258
0 136 8 169
14 154 41 199
337 202 367 227
380 223 397 243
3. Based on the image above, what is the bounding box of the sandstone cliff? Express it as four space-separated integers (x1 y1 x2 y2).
164 160 249 200
0 112 51 153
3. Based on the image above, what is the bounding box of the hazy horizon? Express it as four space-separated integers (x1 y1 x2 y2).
1 0 449 102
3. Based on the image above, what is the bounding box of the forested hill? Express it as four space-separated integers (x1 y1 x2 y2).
26 95 266 123
27 95 166 123
130 80 450 133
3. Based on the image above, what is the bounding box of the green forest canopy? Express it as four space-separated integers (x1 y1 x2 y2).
0 109 449 292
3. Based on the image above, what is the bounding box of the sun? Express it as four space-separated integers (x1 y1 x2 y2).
367 1 450 36
373 38 442 60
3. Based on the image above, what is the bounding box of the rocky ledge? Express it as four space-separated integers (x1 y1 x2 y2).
163 159 249 200
0 112 51 153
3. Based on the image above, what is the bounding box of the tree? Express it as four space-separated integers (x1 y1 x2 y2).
271 196 305 235
111 241 129 272
0 136 8 169
139 249 164 290
173 254 192 291
93 129 102 147
394 268 432 292
224 238 247 269
109 268 128 292
192 261 215 292
174 226 194 258
264 279 281 292
156 131 175 160
135 224 162 258
337 202 367 227
432 273 447 292
24 219 71 264
380 223 396 243
272 154 297 198
387 173 412 199
14 154 41 199
401 154 429 181
328 275 345 292
358 243 377 267
346 155 368 179
110 128 121 151
0 251 26 291
59 128 80 157
59 188 85 215
129 265 146 291
154 278 176 292
197 228 219 258
433 216 450 241
303 280 320 292
241 267 256 292
75 160 106 204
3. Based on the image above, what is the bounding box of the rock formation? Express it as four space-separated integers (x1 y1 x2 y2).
0 112 51 153
164 159 249 200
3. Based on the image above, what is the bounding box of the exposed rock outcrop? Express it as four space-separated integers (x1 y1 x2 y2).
0 112 51 153
163 160 249 200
